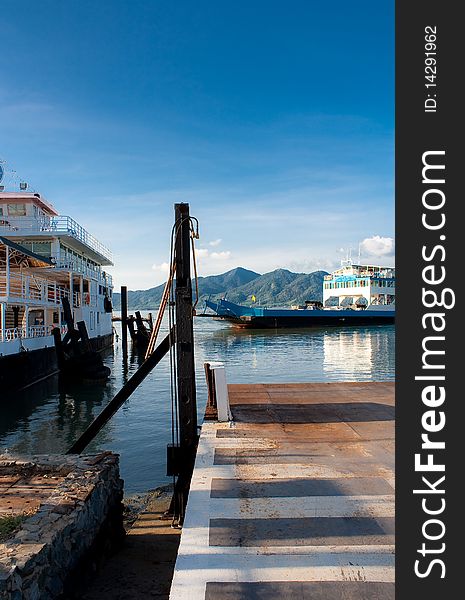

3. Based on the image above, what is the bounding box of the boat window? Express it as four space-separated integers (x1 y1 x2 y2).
31 241 52 257
19 241 33 251
8 203 27 216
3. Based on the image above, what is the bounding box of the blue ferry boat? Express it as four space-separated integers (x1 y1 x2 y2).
205 262 395 329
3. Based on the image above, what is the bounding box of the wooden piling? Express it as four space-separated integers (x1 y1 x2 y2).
61 297 80 349
52 327 65 370
77 321 92 353
127 316 137 342
121 285 128 354
173 202 198 518
174 203 197 449
204 362 218 420
135 311 149 344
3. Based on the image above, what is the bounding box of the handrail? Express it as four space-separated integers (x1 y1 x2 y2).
0 215 113 263
0 271 72 304
0 324 66 343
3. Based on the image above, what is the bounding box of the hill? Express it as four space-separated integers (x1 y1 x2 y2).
112 267 260 310
112 267 328 310
224 269 328 306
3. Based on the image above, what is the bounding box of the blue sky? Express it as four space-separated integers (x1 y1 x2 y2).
1 0 394 289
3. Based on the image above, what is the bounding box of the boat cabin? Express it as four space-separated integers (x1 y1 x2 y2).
0 192 113 355
323 262 396 308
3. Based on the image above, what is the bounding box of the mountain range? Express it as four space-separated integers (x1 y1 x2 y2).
112 267 328 311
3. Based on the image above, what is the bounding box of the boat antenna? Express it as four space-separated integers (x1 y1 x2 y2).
0 158 37 193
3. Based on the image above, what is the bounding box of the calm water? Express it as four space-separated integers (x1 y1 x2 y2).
0 316 394 493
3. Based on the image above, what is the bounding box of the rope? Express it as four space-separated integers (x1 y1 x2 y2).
144 266 175 359
190 221 200 312
145 215 199 359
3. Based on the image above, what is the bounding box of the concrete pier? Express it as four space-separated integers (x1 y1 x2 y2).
170 382 395 599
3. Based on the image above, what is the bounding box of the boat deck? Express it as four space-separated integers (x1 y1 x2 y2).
170 381 395 599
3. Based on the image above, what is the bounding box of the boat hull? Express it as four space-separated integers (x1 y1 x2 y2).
206 299 395 329
0 333 113 394
218 313 395 328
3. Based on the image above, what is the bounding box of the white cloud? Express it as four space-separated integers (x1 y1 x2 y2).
194 248 231 261
359 235 395 257
210 251 231 260
152 262 170 273
190 247 233 276
209 238 222 247
195 248 210 258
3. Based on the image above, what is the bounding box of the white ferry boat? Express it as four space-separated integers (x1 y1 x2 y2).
0 188 114 393
205 261 395 328
322 260 395 309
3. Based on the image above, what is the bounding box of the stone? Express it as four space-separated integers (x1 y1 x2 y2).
0 453 123 599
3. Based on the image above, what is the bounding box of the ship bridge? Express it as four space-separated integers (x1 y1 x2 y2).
0 193 113 266
323 263 395 307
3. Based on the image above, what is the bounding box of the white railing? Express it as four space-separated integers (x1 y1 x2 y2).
54 260 99 280
1 270 102 308
0 215 113 263
0 324 68 343
0 271 72 305
52 261 113 290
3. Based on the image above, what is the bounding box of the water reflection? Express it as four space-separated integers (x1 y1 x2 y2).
0 317 394 493
323 328 393 381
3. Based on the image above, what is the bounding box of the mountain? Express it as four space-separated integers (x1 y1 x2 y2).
223 269 328 306
194 267 261 296
112 267 261 310
112 267 328 310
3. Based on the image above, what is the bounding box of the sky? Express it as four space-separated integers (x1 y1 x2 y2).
1 0 394 290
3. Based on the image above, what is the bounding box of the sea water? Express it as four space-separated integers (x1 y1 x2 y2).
0 315 394 493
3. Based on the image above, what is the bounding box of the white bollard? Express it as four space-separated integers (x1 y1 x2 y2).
207 361 232 422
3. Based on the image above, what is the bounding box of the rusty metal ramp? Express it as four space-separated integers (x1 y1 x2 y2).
170 382 395 600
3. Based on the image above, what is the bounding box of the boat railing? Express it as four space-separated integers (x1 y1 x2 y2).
53 260 113 289
77 291 98 308
1 215 113 263
54 260 100 279
0 324 68 343
0 271 72 305
327 268 395 280
1 270 105 307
